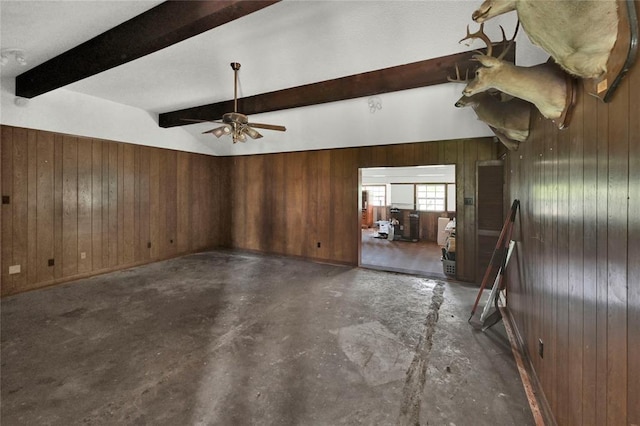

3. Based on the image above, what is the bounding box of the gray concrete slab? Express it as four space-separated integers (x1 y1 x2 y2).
1 250 533 425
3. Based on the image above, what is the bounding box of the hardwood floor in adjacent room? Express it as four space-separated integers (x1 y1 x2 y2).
360 228 448 279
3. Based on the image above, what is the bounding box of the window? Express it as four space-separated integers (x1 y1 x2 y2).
416 184 446 212
363 185 386 206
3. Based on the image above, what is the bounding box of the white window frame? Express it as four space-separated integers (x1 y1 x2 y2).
416 184 447 212
363 185 386 207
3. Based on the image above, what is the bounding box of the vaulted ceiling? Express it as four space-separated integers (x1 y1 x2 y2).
0 1 548 156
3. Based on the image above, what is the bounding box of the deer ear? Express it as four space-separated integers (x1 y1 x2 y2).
473 54 500 68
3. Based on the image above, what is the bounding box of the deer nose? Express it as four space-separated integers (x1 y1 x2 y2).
454 101 462 107
472 6 490 22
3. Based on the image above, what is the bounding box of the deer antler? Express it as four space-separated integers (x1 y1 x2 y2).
459 23 493 57
447 64 470 83
496 21 520 61
459 22 520 60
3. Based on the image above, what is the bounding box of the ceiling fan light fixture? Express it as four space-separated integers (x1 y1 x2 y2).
210 125 231 138
236 132 247 143
244 126 263 139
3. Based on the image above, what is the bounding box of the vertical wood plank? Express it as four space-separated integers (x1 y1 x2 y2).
164 150 177 256
627 43 640 425
11 127 28 292
567 83 584 426
36 132 55 283
540 117 555 413
218 156 233 247
246 156 264 251
123 144 135 263
555 117 571 426
202 155 216 248
316 150 331 260
595 81 609 426
1 127 14 293
53 135 64 279
108 142 119 267
462 140 477 282
117 143 125 265
271 154 285 254
303 151 319 257
329 149 346 261
285 153 304 256
77 139 93 274
139 147 151 261
606 64 629 426
229 157 246 249
191 154 203 249
176 151 191 254
581 78 599 425
62 136 78 277
91 140 103 271
148 148 160 258
261 156 275 252
26 130 38 286
155 150 168 256
101 142 110 269
133 146 141 260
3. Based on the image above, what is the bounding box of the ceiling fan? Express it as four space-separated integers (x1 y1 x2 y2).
185 62 286 143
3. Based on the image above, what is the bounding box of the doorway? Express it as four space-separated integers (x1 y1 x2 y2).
359 165 456 279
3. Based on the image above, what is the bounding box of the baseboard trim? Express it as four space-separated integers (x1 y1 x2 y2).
500 307 557 426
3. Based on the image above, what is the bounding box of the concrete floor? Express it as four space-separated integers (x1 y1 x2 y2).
1 250 533 425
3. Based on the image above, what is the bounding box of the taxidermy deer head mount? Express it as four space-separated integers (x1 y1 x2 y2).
456 24 574 127
471 0 618 79
490 126 521 151
453 91 531 146
449 27 530 147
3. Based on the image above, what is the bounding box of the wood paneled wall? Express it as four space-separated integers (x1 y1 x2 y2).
505 54 639 423
1 126 229 296
228 139 497 282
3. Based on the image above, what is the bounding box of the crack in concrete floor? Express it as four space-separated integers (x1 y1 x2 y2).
397 281 446 426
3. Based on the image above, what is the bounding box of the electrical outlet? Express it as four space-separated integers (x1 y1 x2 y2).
80 252 86 259
48 259 55 266
8 265 20 275
317 242 321 248
538 338 544 358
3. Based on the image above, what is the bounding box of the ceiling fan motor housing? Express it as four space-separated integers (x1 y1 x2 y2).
223 112 249 124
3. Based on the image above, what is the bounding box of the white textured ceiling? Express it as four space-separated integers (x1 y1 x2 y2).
0 0 549 155
362 165 456 184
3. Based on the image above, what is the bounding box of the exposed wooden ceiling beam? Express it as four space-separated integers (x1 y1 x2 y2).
159 44 514 128
15 0 281 98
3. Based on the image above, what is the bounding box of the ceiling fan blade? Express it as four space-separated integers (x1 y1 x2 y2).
247 122 286 132
182 118 219 123
243 126 263 139
182 118 207 122
203 125 231 138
